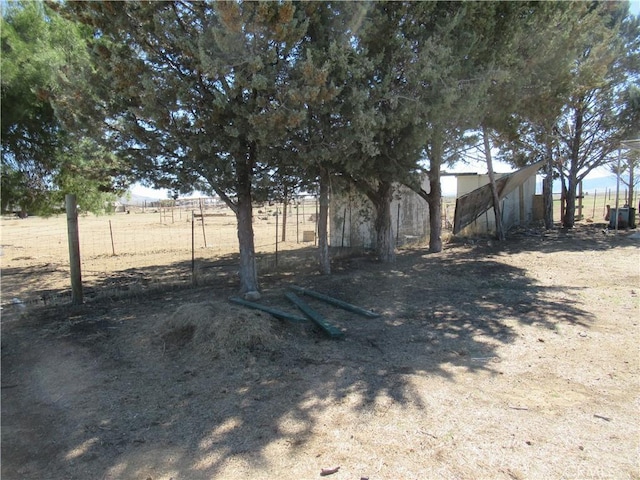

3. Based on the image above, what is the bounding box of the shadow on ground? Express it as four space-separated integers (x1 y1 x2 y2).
1 229 601 479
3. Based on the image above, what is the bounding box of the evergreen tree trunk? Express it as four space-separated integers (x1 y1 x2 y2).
427 172 443 253
367 181 395 263
559 168 567 225
543 169 554 229
483 127 505 241
426 132 444 253
543 140 554 229
563 105 583 229
317 168 331 275
281 186 288 242
627 166 634 208
235 153 259 297
563 174 578 228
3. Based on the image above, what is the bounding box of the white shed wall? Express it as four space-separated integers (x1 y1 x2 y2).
330 181 430 248
330 172 537 247
457 174 537 235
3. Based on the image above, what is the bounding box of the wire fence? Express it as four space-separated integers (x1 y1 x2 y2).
2 195 468 307
552 187 637 223
1 199 321 307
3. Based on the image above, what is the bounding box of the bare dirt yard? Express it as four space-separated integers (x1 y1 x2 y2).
2 223 639 480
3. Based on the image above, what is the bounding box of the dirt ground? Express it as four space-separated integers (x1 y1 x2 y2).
2 223 639 480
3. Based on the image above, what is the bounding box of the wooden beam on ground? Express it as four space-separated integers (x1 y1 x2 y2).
229 297 308 323
193 213 228 217
289 285 380 318
285 292 345 339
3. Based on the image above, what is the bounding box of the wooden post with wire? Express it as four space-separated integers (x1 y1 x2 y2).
191 210 196 283
275 207 279 267
199 198 207 247
65 194 83 305
109 220 116 256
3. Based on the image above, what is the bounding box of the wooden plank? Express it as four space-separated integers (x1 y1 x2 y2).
193 213 228 217
290 285 380 318
229 297 308 323
285 292 344 339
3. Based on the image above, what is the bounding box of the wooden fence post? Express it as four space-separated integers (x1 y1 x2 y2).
199 198 207 247
109 220 116 256
66 194 83 305
296 197 300 244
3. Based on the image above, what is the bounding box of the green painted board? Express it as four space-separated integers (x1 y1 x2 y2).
229 297 308 323
285 292 344 339
289 285 380 318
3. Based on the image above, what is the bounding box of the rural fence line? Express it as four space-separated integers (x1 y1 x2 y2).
1 200 322 306
2 196 462 306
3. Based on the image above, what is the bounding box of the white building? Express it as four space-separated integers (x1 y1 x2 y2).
330 162 542 248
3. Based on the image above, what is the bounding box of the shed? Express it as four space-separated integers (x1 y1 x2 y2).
453 160 544 235
330 182 430 249
330 163 542 249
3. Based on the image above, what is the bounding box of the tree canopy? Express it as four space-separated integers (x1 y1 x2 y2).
58 1 336 295
6 0 637 294
495 1 639 228
1 1 129 215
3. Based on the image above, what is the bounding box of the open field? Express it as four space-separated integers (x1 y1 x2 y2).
0 202 321 306
1 223 639 479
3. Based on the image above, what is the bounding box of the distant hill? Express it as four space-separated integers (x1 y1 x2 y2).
118 192 168 206
557 175 633 196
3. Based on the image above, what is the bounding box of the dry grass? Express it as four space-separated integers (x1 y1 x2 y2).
159 301 283 359
0 207 318 305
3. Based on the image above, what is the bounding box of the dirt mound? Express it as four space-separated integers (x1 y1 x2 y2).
159 301 282 358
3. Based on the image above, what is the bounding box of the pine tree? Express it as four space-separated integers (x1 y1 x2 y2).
60 2 313 295
405 2 490 252
342 2 429 262
555 2 636 228
496 2 638 229
284 2 355 274
1 1 128 215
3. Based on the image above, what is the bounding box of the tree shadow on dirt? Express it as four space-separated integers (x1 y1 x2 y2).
1 239 597 479
499 223 639 255
0 247 323 309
